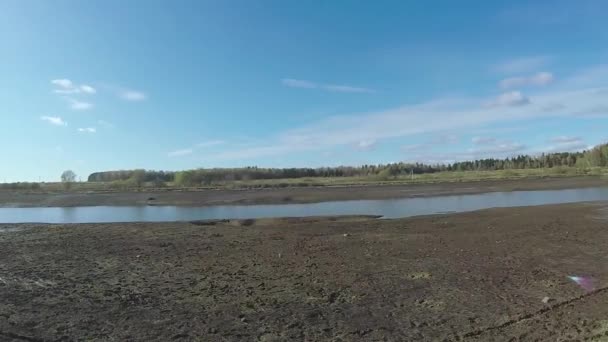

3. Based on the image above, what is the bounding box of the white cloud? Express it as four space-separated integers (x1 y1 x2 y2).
51 79 96 95
77 127 96 133
41 116 67 126
472 136 497 145
322 85 375 94
355 139 376 151
51 79 73 89
97 120 113 128
196 140 225 148
67 98 93 111
80 85 96 94
282 78 317 89
282 78 375 93
549 136 581 143
168 148 193 157
500 72 555 89
493 56 550 74
489 91 530 107
120 90 146 101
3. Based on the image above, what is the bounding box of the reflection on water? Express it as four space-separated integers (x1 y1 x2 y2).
1 187 608 224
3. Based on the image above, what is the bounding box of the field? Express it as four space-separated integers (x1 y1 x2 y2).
1 203 608 341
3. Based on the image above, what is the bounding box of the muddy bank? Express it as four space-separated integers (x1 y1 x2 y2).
1 176 607 208
1 202 608 341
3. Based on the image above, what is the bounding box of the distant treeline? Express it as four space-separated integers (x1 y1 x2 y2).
87 143 608 186
88 170 173 183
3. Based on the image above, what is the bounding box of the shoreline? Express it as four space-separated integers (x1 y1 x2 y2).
1 176 606 208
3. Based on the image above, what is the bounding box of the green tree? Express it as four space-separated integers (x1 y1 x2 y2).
130 169 146 188
174 170 196 187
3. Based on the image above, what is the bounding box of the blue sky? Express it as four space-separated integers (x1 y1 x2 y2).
1 0 608 182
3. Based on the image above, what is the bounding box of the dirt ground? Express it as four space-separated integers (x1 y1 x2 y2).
1 176 606 208
1 202 608 341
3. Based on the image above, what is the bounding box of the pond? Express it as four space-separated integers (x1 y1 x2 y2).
1 187 608 223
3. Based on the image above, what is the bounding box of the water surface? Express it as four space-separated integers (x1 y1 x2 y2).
1 187 608 223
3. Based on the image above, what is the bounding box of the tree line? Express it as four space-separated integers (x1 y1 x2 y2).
86 143 608 186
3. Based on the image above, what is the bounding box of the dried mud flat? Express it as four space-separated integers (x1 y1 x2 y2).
1 203 608 341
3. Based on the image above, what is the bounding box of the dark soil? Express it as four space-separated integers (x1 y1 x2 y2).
1 176 606 208
1 203 608 341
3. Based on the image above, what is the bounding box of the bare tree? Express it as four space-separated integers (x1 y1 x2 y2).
61 170 77 190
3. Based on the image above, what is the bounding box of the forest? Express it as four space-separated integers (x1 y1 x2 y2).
84 143 608 187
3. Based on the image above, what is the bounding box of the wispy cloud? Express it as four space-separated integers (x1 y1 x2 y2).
472 136 497 145
489 91 531 107
542 139 588 153
400 134 459 153
573 105 608 117
210 65 607 163
214 145 292 160
51 79 96 111
97 120 114 128
432 134 459 144
405 139 527 165
51 79 72 88
468 142 526 155
168 149 194 157
322 84 375 94
541 103 566 112
281 79 317 89
196 140 225 148
67 98 93 111
167 140 225 158
80 85 96 94
500 72 555 89
539 135 588 153
498 2 605 26
41 116 67 126
120 90 147 101
401 144 426 152
77 127 96 133
493 56 550 74
549 136 581 143
355 139 377 151
281 78 375 93
51 79 96 94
